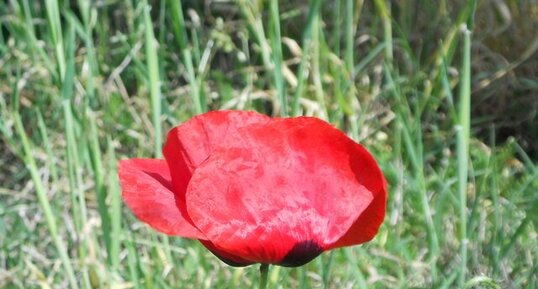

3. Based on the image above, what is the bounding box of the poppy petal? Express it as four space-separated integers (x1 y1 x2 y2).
118 158 206 239
185 117 383 266
328 181 386 248
162 110 270 196
328 150 387 248
329 165 387 249
199 240 255 267
162 110 270 234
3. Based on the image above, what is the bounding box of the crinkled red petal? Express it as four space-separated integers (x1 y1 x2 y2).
328 145 387 249
162 110 270 196
185 117 384 266
118 158 205 239
161 110 270 235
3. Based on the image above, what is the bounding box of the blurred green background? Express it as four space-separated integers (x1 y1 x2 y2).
1 0 537 288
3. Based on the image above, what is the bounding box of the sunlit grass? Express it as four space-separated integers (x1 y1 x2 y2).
1 1 537 288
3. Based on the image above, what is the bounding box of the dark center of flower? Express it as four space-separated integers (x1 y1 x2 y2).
279 240 323 267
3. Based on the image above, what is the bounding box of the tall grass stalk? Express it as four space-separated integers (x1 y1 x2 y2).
344 0 356 71
168 0 206 114
429 0 478 96
61 25 92 288
344 0 362 138
457 0 476 284
291 0 322 116
237 0 271 69
21 0 55 72
311 9 328 120
143 1 163 157
88 113 113 262
108 139 122 271
237 0 288 115
385 65 440 281
269 0 287 116
76 0 99 106
373 0 393 63
456 36 470 287
126 240 142 289
44 0 65 80
344 249 368 289
13 113 79 289
36 109 58 183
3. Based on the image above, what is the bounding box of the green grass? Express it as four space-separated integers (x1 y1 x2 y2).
1 1 538 288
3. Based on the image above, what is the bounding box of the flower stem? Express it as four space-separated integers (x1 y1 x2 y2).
259 263 269 289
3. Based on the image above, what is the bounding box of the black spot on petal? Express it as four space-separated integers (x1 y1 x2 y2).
279 240 323 267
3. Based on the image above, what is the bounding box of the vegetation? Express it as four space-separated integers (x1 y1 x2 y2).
1 0 537 288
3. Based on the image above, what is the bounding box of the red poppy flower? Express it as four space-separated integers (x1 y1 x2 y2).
119 110 386 267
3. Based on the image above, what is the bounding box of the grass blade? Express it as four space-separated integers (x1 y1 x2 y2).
291 0 322 116
457 0 477 284
143 0 163 157
168 0 206 114
107 138 122 271
44 0 65 80
269 0 287 116
373 0 393 63
13 113 79 289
